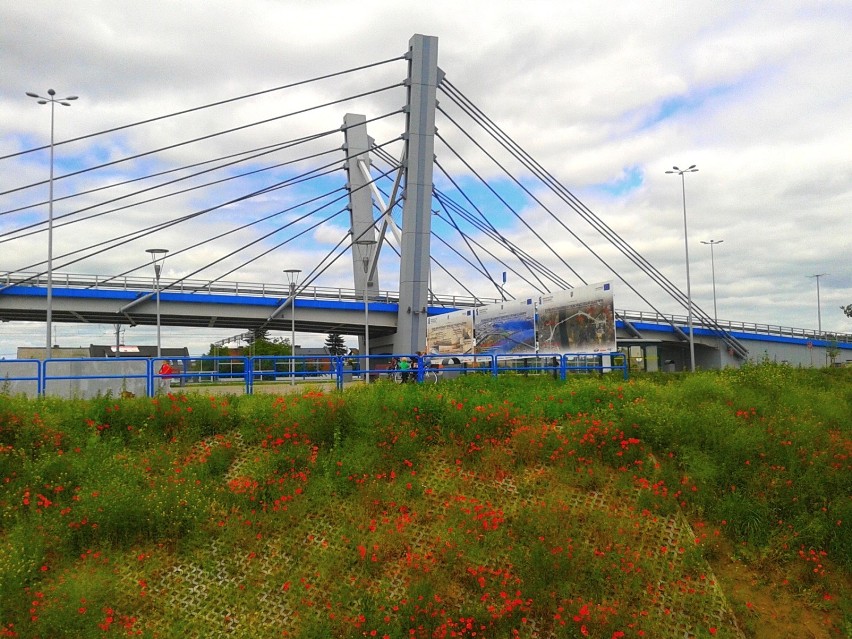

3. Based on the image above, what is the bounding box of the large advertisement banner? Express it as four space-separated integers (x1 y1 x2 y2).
426 309 475 355
474 299 536 355
537 282 616 354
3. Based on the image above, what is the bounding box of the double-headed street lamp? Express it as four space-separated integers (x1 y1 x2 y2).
355 240 377 383
700 239 724 322
146 249 169 358
283 269 301 386
27 89 78 358
665 165 699 372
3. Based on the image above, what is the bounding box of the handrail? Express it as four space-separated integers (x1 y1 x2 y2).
617 309 852 343
1 271 495 309
3 270 850 342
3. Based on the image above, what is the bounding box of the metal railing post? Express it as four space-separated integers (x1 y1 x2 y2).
147 359 155 397
336 356 344 391
245 357 253 395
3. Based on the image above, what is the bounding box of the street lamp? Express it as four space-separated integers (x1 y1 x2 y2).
807 273 828 336
146 249 169 358
665 165 699 372
27 89 78 358
355 240 377 383
700 239 724 322
283 269 301 386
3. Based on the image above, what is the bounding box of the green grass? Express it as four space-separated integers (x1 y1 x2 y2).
0 364 849 638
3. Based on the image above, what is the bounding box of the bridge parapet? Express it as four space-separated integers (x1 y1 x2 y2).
4 271 850 343
619 310 852 344
2 271 497 308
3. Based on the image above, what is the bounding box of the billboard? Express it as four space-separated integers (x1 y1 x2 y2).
426 309 475 355
537 282 615 354
474 298 536 355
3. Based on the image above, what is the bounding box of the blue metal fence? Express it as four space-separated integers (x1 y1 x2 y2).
0 352 626 398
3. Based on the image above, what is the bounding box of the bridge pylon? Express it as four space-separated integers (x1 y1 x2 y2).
343 113 381 355
395 34 440 355
343 34 439 355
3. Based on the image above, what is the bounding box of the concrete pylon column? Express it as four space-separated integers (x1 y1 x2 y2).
343 113 380 355
395 34 439 354
343 114 380 291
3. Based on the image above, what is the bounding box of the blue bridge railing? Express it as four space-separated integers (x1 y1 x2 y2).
0 353 627 398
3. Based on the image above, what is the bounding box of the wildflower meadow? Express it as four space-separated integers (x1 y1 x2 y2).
0 363 849 638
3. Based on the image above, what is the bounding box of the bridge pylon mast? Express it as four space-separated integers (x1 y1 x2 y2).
395 33 439 354
343 113 380 354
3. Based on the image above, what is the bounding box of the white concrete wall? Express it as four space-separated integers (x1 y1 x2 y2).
1 360 149 399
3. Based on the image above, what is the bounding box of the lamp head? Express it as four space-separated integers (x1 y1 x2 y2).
283 269 302 286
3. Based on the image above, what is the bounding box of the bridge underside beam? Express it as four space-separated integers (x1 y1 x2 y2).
0 296 399 339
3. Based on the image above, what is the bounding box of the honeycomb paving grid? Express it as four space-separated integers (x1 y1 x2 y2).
111 433 745 638
424 455 745 638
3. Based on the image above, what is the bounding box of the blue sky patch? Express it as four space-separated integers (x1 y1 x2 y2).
432 174 534 230
637 83 735 131
590 165 644 197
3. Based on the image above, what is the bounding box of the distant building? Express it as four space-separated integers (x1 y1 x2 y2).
16 345 190 360
295 346 334 372
88 345 190 359
294 346 331 358
16 346 90 360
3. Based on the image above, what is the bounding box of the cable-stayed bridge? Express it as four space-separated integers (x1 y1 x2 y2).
2 34 850 369
3 271 849 370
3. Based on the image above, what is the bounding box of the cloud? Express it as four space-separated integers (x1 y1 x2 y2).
1 0 850 357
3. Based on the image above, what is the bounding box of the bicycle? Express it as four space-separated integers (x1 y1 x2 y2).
389 367 438 383
420 365 441 384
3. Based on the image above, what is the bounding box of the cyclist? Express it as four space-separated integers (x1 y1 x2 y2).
416 351 439 383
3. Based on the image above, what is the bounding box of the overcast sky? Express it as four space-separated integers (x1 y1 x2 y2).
1 0 851 358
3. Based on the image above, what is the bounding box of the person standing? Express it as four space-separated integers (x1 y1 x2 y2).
158 361 175 393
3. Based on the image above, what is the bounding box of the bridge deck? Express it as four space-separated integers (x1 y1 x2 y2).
2 271 850 344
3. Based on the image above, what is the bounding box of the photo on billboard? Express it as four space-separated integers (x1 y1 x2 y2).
474 299 536 355
537 283 616 354
426 309 475 355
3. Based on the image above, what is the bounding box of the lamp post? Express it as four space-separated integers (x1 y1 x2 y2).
355 240 376 383
665 165 699 372
700 239 723 322
283 269 301 386
27 89 78 358
807 273 828 336
146 249 169 358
